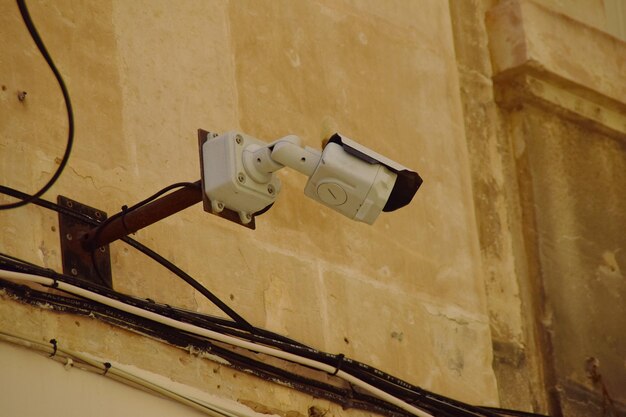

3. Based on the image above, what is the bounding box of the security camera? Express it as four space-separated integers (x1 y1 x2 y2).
199 130 422 228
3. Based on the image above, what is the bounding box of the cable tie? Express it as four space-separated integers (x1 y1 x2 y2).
120 205 130 233
103 362 111 376
331 353 345 376
46 278 59 289
49 339 58 357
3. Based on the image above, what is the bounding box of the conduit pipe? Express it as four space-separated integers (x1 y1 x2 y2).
0 331 260 417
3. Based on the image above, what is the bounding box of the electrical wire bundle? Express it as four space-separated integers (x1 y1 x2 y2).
0 252 546 417
1 1 548 416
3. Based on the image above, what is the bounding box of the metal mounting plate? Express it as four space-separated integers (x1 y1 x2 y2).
57 196 112 288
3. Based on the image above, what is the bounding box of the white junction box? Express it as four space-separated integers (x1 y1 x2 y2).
202 131 281 224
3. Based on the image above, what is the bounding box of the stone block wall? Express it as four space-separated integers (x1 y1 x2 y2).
0 0 497 415
451 0 626 415
1 1 624 416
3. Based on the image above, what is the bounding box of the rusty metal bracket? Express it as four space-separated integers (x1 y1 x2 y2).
57 196 112 288
81 182 202 251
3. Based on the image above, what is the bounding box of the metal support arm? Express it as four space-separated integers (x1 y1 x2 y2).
81 181 202 251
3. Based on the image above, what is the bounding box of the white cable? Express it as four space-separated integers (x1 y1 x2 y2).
0 269 433 417
0 331 265 417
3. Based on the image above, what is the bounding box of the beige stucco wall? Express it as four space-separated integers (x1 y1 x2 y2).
1 0 498 414
2 1 625 416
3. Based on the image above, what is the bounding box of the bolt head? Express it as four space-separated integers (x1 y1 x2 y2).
235 134 243 145
267 184 275 195
65 233 73 241
237 173 245 183
70 268 78 276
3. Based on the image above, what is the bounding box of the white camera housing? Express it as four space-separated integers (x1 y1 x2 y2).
303 142 396 224
200 130 422 227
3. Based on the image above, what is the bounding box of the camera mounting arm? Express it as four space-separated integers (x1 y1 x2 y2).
243 136 322 179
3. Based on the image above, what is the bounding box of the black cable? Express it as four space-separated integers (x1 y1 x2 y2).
88 181 198 287
1 0 74 210
118 234 254 331
0 256 546 417
90 181 198 247
0 185 252 330
0 263 463 417
0 254 506 417
0 249 283 349
342 362 503 417
0 267 402 416
0 277 410 417
477 408 548 417
0 252 43 269
0 250 505 417
0 270 481 417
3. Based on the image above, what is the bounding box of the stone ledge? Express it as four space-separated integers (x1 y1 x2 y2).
487 0 626 103
486 0 626 138
493 63 626 139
